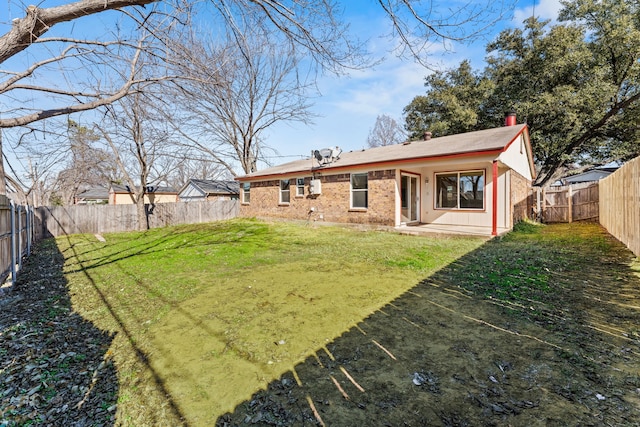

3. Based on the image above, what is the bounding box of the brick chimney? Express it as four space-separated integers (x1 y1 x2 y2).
423 131 432 141
504 110 517 126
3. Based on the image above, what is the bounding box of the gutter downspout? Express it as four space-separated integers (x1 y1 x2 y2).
492 160 498 236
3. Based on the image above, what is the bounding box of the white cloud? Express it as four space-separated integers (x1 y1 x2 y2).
265 57 431 159
513 0 563 26
262 18 448 158
326 61 428 117
263 0 569 167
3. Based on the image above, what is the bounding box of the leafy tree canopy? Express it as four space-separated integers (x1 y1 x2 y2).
403 0 640 185
404 60 495 139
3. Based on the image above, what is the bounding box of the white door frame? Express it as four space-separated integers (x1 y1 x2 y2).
400 172 421 224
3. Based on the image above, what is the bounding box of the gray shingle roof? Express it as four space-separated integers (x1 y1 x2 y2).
186 179 239 195
238 124 528 180
77 187 109 200
562 169 613 184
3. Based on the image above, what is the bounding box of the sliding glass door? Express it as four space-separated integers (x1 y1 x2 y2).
401 174 420 224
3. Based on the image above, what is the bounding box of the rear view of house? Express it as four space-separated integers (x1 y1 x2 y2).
237 117 535 236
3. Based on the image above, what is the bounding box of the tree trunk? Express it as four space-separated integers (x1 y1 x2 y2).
136 194 148 231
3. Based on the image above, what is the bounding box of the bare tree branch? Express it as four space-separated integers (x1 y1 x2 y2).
0 0 512 197
0 35 183 128
367 114 406 147
0 0 158 63
167 21 316 175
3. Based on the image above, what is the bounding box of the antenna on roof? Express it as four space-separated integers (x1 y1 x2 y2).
312 146 342 166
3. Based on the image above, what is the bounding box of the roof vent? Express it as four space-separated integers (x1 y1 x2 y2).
423 131 432 141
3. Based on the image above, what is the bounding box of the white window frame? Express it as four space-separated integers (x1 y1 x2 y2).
435 170 485 210
280 179 291 204
242 182 250 204
350 172 368 209
296 178 305 197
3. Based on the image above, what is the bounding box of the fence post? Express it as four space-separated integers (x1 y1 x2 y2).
568 185 573 223
10 201 16 286
17 205 23 272
541 187 546 222
26 205 32 256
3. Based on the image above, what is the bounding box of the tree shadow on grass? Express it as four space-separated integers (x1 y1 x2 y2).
58 234 190 426
217 223 640 426
47 220 282 426
0 238 118 426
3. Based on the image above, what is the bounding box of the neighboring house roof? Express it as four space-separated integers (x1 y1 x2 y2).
237 124 534 180
178 179 239 198
77 186 109 200
110 184 177 194
561 169 614 184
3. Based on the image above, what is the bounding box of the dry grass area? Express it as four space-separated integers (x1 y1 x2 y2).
2 219 639 426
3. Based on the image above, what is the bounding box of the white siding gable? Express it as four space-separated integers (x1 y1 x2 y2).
497 134 533 180
179 184 206 199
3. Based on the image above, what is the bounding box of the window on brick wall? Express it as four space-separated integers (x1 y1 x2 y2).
351 173 368 209
280 179 290 204
296 178 305 197
242 182 250 204
435 170 484 210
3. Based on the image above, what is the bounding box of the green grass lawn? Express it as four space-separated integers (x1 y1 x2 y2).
11 219 639 426
57 218 485 425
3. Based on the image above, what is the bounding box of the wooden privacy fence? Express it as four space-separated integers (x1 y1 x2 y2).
35 200 239 238
0 196 35 286
599 156 640 257
533 182 600 223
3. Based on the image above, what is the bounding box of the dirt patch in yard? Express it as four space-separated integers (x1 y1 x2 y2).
0 239 120 426
217 222 640 426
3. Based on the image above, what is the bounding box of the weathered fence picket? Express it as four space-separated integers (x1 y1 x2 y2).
0 196 35 286
532 182 599 223
599 156 640 257
34 200 239 238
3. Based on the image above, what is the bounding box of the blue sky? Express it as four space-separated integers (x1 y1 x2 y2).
1 0 563 180
264 0 563 168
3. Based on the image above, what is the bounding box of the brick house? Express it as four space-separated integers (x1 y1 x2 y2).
236 118 535 236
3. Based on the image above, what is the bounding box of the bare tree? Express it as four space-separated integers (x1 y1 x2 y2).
167 22 315 176
51 121 118 205
377 0 512 65
97 90 179 230
1 0 509 194
366 114 406 147
167 158 230 191
0 0 190 194
25 158 46 207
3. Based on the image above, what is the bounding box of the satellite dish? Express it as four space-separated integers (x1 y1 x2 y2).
312 146 342 166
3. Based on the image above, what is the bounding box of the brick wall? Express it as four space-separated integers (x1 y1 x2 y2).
239 169 397 226
510 169 532 225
